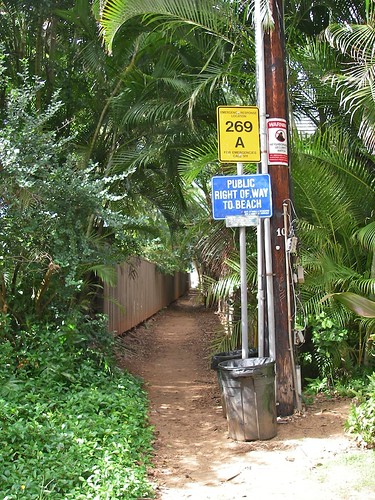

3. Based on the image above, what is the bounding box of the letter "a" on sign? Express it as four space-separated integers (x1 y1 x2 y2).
235 137 245 148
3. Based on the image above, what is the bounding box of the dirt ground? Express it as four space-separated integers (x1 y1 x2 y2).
116 292 375 500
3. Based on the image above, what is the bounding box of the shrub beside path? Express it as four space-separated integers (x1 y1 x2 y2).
118 293 375 500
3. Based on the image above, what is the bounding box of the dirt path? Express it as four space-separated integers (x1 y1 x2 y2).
117 293 375 500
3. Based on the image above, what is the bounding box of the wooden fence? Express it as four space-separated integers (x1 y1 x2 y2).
103 258 190 334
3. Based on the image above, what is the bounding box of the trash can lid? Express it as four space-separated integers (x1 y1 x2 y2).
218 357 275 372
210 348 257 370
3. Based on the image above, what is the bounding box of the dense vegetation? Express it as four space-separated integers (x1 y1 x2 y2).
0 0 374 497
0 318 154 498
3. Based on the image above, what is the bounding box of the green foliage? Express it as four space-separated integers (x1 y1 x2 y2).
346 372 375 448
0 312 114 382
304 370 373 398
100 0 234 54
0 66 143 327
328 292 375 318
0 321 155 499
0 66 156 496
324 3 375 152
299 312 356 388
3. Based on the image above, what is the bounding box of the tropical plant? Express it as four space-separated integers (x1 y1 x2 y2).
324 0 375 152
346 371 375 448
292 125 375 362
0 67 143 328
300 311 356 387
98 0 374 356
284 0 375 376
329 292 375 319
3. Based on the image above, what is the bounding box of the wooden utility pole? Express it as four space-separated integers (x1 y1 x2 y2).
263 0 295 416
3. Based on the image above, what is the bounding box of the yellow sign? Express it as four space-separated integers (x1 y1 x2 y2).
217 106 260 163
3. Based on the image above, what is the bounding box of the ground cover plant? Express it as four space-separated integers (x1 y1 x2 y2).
0 320 155 499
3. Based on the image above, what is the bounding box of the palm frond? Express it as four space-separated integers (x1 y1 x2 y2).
293 129 375 227
88 264 118 286
324 17 375 151
355 221 375 251
326 22 375 61
119 99 185 128
292 125 375 323
100 0 233 52
178 143 218 184
327 292 375 318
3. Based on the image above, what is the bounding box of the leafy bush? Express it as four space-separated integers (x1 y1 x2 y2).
1 312 114 383
299 312 356 388
0 321 155 499
346 372 375 449
0 66 141 329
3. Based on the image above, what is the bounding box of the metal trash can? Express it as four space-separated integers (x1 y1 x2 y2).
218 357 277 441
211 349 257 418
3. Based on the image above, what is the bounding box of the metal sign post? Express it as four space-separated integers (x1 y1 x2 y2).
237 162 248 359
212 170 272 358
214 109 271 360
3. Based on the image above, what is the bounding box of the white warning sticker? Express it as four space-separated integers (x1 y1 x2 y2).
267 118 288 166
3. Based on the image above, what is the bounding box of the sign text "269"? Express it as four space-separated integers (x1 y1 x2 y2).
225 120 253 133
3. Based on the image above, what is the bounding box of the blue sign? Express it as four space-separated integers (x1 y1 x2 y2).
211 174 272 220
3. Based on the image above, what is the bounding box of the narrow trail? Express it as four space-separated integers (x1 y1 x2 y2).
118 293 374 500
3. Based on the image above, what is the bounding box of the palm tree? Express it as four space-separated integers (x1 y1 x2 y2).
288 1 375 367
96 1 253 283
98 1 374 350
324 1 375 152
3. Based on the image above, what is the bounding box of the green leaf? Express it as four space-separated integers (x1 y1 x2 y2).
327 292 375 318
